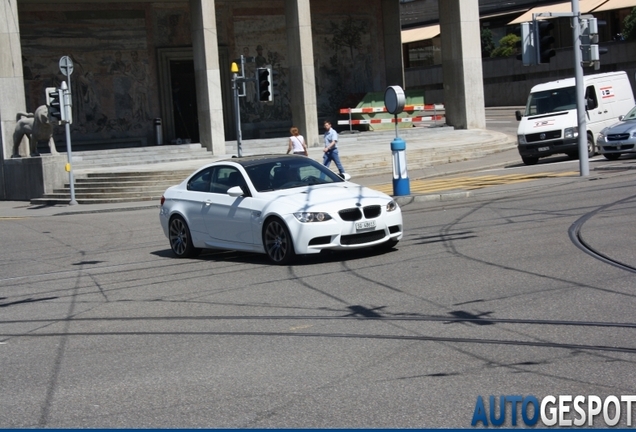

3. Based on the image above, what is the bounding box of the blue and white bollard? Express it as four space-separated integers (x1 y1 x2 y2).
391 137 410 196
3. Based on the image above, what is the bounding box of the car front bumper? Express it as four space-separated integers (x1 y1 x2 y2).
284 209 404 255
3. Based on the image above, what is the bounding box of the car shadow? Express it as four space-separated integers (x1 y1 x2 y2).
152 245 398 266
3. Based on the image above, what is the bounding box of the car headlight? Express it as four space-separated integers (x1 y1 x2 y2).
564 127 578 139
597 132 606 141
293 212 332 223
517 135 527 145
386 200 398 212
632 131 636 138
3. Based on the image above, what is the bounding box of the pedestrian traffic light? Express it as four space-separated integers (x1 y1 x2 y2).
535 20 556 64
45 87 65 123
257 66 273 102
515 22 537 66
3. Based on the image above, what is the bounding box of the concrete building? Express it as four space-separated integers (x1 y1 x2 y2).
1 0 484 200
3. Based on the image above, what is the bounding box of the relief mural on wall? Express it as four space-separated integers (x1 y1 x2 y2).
314 15 374 118
234 15 291 124
18 8 182 148
234 13 375 127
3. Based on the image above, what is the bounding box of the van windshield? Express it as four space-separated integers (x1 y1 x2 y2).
525 86 577 116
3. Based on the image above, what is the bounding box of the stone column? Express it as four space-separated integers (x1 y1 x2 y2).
439 0 486 129
190 0 225 154
0 0 27 160
285 0 319 147
382 0 404 87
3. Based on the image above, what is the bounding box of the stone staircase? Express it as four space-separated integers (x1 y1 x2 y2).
29 128 515 205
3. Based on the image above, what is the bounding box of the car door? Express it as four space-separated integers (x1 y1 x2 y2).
202 166 255 245
182 167 214 235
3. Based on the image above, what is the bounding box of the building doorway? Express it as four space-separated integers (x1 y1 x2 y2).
170 60 198 143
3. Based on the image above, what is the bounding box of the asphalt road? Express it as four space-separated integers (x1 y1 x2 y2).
1 161 635 428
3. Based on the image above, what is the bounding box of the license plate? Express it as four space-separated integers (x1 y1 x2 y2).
355 220 376 230
538 146 549 152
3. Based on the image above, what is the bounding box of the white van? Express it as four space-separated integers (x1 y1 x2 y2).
515 71 635 165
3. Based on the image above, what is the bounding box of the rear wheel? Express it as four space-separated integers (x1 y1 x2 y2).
263 218 295 265
521 156 538 165
169 216 200 258
603 153 621 160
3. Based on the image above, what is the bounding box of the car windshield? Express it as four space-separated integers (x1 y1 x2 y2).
623 106 636 120
525 86 576 116
244 158 343 192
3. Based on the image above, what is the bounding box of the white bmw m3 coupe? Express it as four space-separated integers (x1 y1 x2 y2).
159 154 403 264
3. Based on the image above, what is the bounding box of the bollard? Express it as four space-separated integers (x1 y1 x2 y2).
154 118 163 145
391 137 410 196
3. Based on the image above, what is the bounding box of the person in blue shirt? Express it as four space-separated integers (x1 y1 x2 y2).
322 120 346 177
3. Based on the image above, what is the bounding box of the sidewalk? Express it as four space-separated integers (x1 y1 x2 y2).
0 127 520 218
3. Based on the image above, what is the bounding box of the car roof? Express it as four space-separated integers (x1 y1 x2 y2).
218 154 308 167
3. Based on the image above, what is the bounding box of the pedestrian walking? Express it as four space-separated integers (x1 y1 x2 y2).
322 120 346 177
287 126 308 156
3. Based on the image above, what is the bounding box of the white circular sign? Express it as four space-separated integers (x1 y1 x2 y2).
384 85 405 114
59 56 74 77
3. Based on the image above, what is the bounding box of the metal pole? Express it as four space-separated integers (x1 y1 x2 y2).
233 72 243 157
61 81 77 205
572 0 589 176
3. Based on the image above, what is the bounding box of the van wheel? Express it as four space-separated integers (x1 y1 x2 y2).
604 153 621 160
587 134 596 158
521 156 538 165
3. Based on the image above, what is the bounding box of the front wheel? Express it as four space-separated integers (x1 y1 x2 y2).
603 153 621 160
521 156 538 165
169 216 200 258
263 218 295 265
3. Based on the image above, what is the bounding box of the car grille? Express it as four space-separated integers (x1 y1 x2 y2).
602 144 634 151
341 230 385 245
363 205 381 219
339 205 381 221
607 134 631 141
525 130 561 143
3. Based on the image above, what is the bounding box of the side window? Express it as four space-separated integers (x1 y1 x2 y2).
187 168 212 192
210 166 245 194
585 86 598 110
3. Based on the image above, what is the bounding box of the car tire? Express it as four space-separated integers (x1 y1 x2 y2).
521 156 538 165
169 216 200 258
263 218 295 265
587 134 596 158
603 153 621 160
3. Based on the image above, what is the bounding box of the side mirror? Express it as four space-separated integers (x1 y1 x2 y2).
341 173 352 181
515 110 522 121
227 186 244 197
586 98 597 110
619 115 625 121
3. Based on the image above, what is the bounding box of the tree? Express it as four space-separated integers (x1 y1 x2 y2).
622 7 636 40
490 33 520 58
481 28 495 58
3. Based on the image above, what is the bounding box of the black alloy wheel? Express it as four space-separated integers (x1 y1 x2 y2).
263 218 295 265
169 216 200 258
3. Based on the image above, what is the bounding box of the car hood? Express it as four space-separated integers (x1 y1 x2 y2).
263 183 393 213
604 120 636 134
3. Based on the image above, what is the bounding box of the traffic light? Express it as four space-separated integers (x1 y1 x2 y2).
515 22 537 66
256 66 273 102
535 20 556 64
581 17 608 70
45 87 65 123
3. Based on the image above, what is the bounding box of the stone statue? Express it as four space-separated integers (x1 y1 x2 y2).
12 105 59 158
